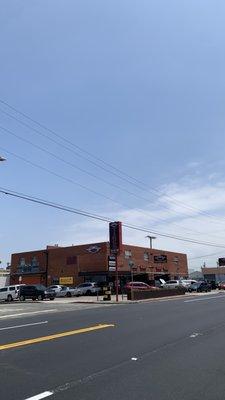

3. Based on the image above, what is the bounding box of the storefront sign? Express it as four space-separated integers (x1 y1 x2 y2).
59 276 74 285
109 221 122 254
108 255 116 271
154 255 167 263
86 245 101 254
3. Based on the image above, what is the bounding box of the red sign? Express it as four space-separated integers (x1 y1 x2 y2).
109 222 122 254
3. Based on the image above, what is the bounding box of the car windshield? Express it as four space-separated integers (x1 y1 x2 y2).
35 285 46 291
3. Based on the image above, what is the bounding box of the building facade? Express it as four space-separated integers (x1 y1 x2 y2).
202 267 225 283
10 242 188 286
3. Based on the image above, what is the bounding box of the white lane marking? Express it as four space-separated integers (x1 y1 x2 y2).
190 332 202 338
0 309 57 319
24 391 53 400
131 357 138 361
0 308 24 313
184 296 225 303
0 320 48 331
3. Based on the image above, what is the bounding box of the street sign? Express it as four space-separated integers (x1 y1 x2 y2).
109 221 122 254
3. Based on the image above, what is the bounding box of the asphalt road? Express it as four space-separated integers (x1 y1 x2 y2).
1 293 225 399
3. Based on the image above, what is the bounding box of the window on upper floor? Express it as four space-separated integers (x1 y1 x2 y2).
66 256 77 265
125 250 132 259
144 252 149 261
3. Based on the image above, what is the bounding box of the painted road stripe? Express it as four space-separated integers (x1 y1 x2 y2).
24 391 53 400
0 323 115 351
0 309 56 319
0 321 48 331
185 295 225 303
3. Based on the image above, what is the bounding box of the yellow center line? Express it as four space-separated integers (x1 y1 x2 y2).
0 323 115 351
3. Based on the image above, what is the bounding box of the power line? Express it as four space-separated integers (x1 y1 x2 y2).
1 186 225 249
0 139 223 240
188 251 224 261
0 99 224 222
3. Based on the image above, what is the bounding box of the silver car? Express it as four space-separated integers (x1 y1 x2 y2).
48 285 81 297
75 282 100 296
163 280 182 289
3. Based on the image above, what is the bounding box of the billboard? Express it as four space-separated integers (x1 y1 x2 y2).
109 221 122 254
218 258 225 267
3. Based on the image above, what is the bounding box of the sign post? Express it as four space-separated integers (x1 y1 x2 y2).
109 221 122 302
129 261 135 301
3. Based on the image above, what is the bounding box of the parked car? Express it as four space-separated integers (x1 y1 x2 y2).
163 280 182 289
218 282 225 290
180 279 197 289
155 279 166 288
188 281 211 293
124 282 159 292
75 282 100 296
47 285 81 297
19 285 56 301
0 284 25 302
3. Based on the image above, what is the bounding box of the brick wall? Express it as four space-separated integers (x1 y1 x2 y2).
10 242 188 285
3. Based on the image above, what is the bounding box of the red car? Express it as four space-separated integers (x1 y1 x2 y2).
125 282 159 291
218 282 225 290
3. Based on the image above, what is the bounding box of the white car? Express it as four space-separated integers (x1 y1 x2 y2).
0 284 25 302
75 282 100 296
180 279 197 289
163 280 182 289
48 285 81 297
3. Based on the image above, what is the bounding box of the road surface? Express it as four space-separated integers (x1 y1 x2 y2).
1 293 225 399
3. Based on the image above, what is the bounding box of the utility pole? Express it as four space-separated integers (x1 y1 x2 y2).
146 235 156 249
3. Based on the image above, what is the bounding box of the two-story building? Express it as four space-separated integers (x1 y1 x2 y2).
10 242 188 287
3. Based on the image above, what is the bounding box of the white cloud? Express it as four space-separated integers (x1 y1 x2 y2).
60 177 225 272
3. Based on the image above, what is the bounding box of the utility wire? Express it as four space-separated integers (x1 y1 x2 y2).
1 186 225 249
0 99 224 222
188 251 224 261
0 139 223 240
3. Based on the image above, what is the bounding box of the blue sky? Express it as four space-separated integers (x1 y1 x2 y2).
1 0 225 270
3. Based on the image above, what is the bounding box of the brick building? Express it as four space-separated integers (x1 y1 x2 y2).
10 242 188 286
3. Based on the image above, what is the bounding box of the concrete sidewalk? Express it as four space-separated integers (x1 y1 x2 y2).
52 290 222 304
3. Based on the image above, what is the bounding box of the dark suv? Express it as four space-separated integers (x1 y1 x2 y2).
188 281 211 293
19 285 55 301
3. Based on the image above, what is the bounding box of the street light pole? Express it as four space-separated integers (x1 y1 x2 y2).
0 156 6 162
146 235 156 249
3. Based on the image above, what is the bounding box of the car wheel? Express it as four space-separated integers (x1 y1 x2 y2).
86 290 92 296
50 297 54 301
66 292 72 297
32 297 36 301
7 294 13 302
20 295 25 301
37 294 43 301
